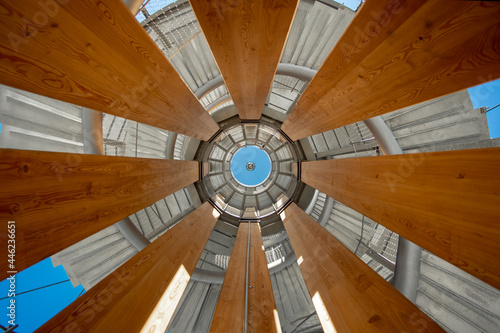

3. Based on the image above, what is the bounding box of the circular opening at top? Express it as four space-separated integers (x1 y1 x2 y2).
230 145 271 186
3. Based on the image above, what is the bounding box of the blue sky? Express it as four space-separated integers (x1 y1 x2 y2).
231 146 272 186
468 79 500 138
0 258 84 332
1 0 499 331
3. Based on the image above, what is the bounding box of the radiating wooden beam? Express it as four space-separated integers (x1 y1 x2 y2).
301 147 500 290
281 203 443 332
38 201 220 332
281 0 500 141
0 0 219 141
190 0 299 120
211 222 281 332
247 222 281 333
0 148 199 280
211 222 247 332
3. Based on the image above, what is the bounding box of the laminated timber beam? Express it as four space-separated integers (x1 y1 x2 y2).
281 0 500 141
0 0 219 141
190 0 299 120
0 149 199 280
38 201 220 332
281 202 444 332
300 147 500 290
210 222 281 332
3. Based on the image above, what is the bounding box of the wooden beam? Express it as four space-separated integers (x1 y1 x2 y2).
38 201 220 332
0 148 199 280
0 0 219 141
190 0 299 120
248 222 281 332
211 222 247 332
211 222 280 332
301 147 500 290
281 203 443 332
281 0 500 141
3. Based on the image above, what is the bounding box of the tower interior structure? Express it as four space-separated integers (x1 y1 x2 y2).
0 0 500 332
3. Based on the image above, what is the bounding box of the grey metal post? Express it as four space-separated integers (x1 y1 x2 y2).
122 0 144 16
80 0 153 251
115 217 150 251
363 116 422 303
81 109 104 155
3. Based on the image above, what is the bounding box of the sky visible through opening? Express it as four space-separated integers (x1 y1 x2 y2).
1 1 500 331
231 146 272 186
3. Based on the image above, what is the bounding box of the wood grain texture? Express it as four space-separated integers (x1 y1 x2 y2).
210 222 280 332
210 222 248 332
37 201 220 332
190 0 299 120
301 147 500 290
281 0 500 141
248 223 281 333
0 148 199 280
281 203 444 332
0 0 219 140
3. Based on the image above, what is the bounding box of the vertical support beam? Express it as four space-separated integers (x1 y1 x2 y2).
281 203 443 332
190 0 299 120
115 217 150 251
81 108 104 155
122 0 144 15
211 222 281 333
38 202 220 332
248 223 281 333
211 222 247 332
363 116 422 303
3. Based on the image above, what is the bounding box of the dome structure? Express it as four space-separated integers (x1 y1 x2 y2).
196 118 299 219
0 0 499 332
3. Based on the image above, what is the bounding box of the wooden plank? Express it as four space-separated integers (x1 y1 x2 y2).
281 0 500 141
248 223 281 333
281 203 444 332
0 148 199 280
211 222 281 332
210 222 248 332
190 0 299 120
38 201 220 332
0 0 219 141
301 147 500 290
